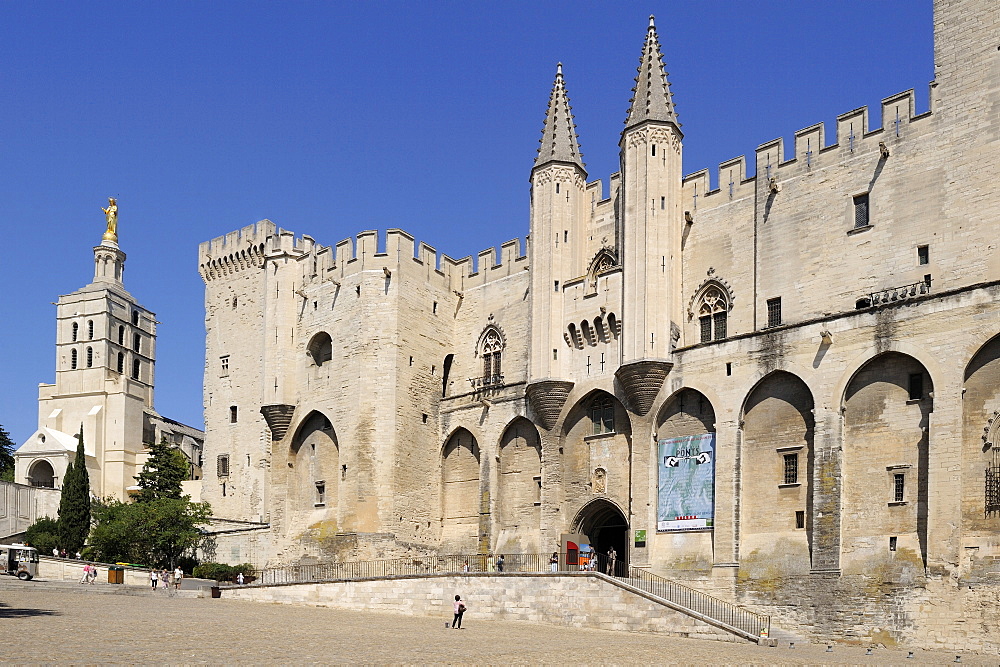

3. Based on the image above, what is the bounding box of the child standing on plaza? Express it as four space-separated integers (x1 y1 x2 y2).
452 595 466 629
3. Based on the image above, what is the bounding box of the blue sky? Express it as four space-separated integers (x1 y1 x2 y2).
0 1 933 446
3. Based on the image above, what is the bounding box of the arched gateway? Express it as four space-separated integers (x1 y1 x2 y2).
572 498 629 576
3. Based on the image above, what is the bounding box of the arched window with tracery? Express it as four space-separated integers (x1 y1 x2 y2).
697 284 730 343
479 327 504 386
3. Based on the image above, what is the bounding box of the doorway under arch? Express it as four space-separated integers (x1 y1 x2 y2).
573 498 629 576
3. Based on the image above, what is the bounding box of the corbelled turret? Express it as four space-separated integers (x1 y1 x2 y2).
534 63 586 172
624 16 679 134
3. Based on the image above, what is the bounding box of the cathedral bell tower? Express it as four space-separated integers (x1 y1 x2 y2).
616 16 682 417
15 199 157 499
525 63 588 430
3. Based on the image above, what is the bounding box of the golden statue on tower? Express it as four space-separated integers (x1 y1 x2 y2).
101 197 118 244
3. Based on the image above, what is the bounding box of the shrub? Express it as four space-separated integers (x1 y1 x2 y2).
192 562 256 582
24 517 60 555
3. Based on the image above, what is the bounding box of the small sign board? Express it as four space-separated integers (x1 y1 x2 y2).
634 529 647 547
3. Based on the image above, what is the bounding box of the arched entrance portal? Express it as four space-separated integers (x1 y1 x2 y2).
28 460 55 488
574 499 629 576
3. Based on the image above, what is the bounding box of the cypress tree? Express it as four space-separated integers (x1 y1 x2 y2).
57 425 92 552
136 436 189 502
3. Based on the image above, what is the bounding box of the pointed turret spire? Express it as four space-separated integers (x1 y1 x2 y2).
534 62 585 171
624 15 679 132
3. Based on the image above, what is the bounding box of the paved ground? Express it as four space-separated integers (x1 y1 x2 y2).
0 582 994 665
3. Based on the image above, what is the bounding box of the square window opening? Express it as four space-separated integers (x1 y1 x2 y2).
917 245 929 265
908 373 923 400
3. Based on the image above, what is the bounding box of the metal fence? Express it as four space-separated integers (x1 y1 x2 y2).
621 567 769 639
253 553 768 639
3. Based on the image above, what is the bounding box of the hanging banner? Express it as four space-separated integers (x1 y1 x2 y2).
657 433 715 531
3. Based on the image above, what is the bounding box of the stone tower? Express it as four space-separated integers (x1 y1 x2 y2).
526 64 588 427
616 16 681 416
15 210 157 498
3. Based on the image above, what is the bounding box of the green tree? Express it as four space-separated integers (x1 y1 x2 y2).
87 497 211 568
135 436 189 502
0 423 15 482
57 425 91 552
24 516 60 555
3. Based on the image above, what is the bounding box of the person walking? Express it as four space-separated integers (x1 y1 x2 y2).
161 569 170 591
549 552 559 573
236 572 244 585
452 595 466 629
79 563 91 584
173 566 183 591
606 546 617 576
496 554 505 572
150 569 158 589
88 564 97 584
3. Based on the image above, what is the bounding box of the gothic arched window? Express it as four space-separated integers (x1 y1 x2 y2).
71 349 78 369
117 352 124 373
87 320 94 340
589 396 615 435
86 347 93 368
479 327 504 386
72 322 79 342
697 285 730 343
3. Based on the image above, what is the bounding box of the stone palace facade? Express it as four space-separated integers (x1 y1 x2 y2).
199 0 1000 648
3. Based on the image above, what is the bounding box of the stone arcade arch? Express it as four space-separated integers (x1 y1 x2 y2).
573 498 629 575
287 411 339 531
964 334 1000 538
441 428 480 552
655 389 717 568
27 459 55 488
495 418 542 553
739 371 814 571
842 352 932 570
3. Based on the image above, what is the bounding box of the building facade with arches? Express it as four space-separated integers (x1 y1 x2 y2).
199 0 1000 646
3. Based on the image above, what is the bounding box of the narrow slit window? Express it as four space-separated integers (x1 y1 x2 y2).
767 297 782 327
783 453 798 485
117 352 124 373
133 333 141 353
132 358 140 380
917 245 929 265
795 511 805 529
71 349 78 369
894 473 905 502
72 322 79 342
853 193 870 228
118 325 124 345
230 406 238 423
87 320 94 340
86 347 93 368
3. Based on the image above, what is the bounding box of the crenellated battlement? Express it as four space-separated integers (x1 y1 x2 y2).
683 86 933 196
202 222 528 292
198 220 276 282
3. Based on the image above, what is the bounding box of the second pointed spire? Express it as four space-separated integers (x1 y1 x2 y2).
624 16 678 131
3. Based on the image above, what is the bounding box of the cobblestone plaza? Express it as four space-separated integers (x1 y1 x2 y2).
1 586 994 664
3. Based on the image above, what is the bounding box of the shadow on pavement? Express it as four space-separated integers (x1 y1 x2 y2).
0 601 60 618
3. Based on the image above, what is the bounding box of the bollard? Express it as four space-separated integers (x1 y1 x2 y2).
826 645 833 652
954 656 961 663
907 651 914 659
445 622 450 629
865 648 873 656
788 642 794 649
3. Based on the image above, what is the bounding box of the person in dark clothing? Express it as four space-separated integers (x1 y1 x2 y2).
452 594 466 628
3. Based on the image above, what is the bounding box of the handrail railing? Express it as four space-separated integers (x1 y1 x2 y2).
252 552 768 640
620 566 769 640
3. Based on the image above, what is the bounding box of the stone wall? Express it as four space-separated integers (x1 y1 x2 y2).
225 572 744 642
0 481 59 540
